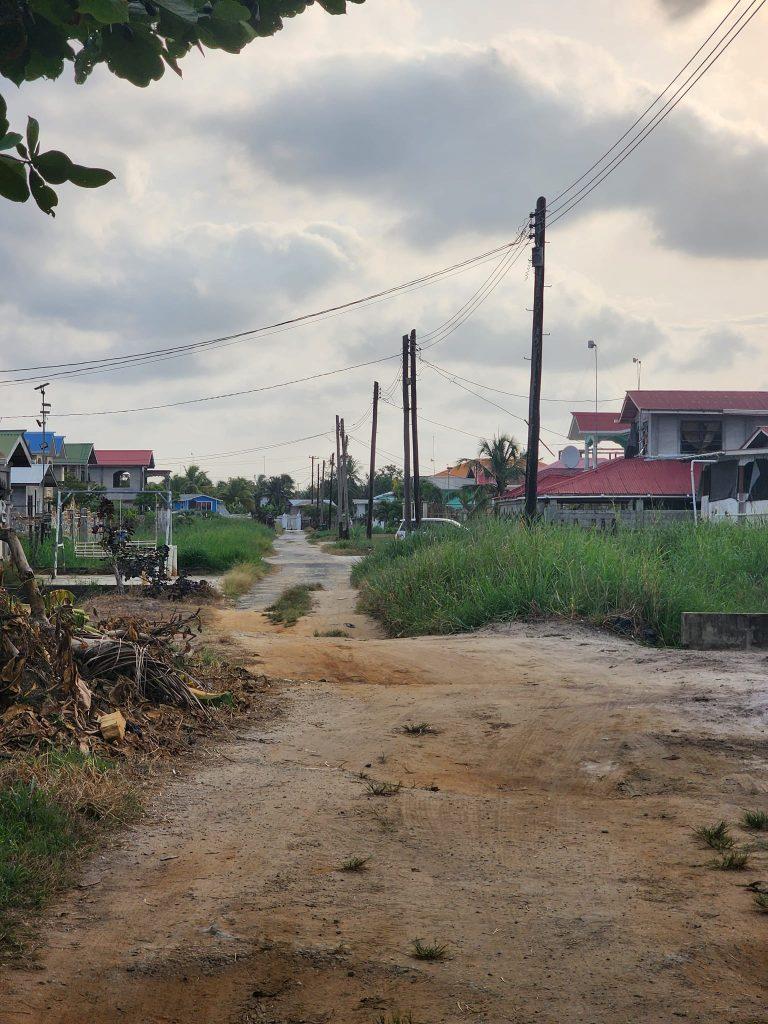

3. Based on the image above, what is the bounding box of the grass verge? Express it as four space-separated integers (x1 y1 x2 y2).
175 518 274 573
222 561 267 599
0 749 140 959
266 583 323 625
351 520 768 645
309 526 393 557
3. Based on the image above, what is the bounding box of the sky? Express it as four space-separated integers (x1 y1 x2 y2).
2 0 768 488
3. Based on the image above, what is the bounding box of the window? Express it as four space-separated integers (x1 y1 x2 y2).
113 470 131 488
680 419 722 455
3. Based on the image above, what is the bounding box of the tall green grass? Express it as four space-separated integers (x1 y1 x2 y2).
351 520 768 645
174 517 274 573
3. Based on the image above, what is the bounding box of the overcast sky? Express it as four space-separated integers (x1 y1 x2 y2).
2 0 767 486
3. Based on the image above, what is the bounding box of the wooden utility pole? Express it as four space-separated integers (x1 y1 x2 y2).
335 417 343 538
319 460 325 526
402 334 412 533
366 381 379 540
328 453 335 531
524 196 547 521
340 418 350 540
409 329 421 526
310 455 316 506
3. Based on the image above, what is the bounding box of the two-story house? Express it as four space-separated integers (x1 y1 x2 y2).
498 390 768 522
89 449 170 501
619 391 768 459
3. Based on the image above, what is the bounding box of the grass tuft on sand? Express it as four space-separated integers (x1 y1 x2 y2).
222 561 267 598
266 583 323 625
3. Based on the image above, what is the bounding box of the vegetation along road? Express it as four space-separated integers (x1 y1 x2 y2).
3 529 768 1023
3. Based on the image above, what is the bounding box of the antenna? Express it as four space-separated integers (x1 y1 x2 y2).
561 445 581 470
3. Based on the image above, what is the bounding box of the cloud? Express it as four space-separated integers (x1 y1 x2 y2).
226 39 768 259
674 326 756 369
657 0 712 18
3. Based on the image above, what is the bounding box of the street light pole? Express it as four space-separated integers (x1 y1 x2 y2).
633 356 642 389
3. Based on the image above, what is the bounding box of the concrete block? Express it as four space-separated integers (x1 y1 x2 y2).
681 612 768 650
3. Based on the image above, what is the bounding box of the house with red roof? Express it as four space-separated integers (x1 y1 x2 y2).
89 449 170 501
498 389 768 523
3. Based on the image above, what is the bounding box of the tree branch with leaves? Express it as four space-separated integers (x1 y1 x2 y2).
0 0 365 212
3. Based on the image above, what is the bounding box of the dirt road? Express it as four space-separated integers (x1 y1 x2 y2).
3 532 768 1023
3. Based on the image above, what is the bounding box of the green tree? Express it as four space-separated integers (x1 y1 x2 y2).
171 463 213 497
0 0 365 213
266 473 294 510
372 464 402 494
217 475 255 514
462 435 522 498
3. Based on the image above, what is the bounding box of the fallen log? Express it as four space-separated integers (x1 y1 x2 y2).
0 525 48 623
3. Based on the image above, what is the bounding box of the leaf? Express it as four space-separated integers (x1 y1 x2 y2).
77 0 130 22
0 96 8 138
315 0 347 11
197 16 255 52
67 163 115 188
0 156 30 203
26 116 39 154
29 168 58 215
211 0 250 21
34 148 73 184
155 0 199 22
101 26 165 86
0 133 23 152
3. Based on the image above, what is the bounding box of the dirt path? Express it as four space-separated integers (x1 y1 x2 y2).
3 532 768 1023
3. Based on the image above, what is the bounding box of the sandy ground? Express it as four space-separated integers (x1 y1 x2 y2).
3 531 768 1024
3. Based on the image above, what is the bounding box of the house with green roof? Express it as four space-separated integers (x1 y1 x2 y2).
58 442 97 483
0 430 33 469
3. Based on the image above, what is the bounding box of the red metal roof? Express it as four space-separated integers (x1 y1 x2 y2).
541 458 701 498
94 449 154 468
569 411 629 433
620 390 768 423
500 464 586 500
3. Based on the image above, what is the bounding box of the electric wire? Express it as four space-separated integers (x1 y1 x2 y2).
548 0 766 226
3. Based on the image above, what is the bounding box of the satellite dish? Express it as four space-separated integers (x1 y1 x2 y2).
561 445 581 470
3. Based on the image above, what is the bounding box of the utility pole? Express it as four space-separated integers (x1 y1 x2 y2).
328 453 335 531
409 329 421 526
402 334 412 533
310 455 316 506
34 382 52 459
523 196 547 522
319 459 325 526
335 417 343 539
340 418 350 540
366 381 379 540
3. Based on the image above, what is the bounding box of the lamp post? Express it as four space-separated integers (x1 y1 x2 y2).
633 356 642 389
587 340 598 469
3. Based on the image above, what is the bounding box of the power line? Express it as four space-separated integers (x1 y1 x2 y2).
550 0 748 207
7 353 400 419
0 240 521 384
548 0 766 226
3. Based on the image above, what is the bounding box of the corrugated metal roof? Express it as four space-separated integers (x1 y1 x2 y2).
94 449 154 467
620 390 768 422
543 458 700 497
569 411 628 434
61 442 94 464
10 465 58 486
0 430 28 461
24 431 65 456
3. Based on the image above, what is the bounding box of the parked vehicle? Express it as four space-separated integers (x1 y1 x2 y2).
395 517 465 540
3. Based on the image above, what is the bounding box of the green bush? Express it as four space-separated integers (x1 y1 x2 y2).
351 520 768 645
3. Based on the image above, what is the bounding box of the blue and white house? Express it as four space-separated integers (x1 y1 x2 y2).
172 493 228 515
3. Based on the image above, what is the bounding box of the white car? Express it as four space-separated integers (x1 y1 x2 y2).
395 517 466 540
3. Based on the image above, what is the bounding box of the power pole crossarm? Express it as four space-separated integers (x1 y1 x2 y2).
524 196 547 522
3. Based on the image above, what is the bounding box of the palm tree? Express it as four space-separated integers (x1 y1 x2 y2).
461 435 522 497
178 464 213 494
217 476 255 514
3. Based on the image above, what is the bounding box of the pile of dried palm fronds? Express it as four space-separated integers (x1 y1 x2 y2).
0 589 223 753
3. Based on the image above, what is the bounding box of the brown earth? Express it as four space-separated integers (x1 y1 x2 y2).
3 531 768 1024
